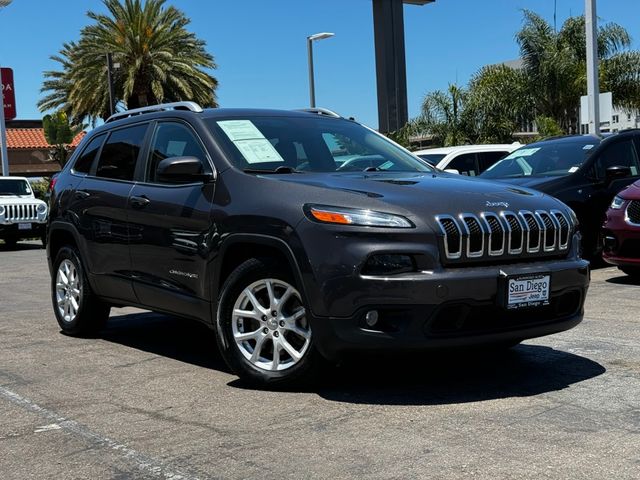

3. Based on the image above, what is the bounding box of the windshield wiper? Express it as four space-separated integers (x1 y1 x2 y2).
243 166 301 174
363 166 382 172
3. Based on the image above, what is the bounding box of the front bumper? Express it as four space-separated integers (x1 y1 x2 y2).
602 211 640 267
0 222 46 239
309 257 590 359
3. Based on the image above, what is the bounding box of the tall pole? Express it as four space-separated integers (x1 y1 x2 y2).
106 53 116 116
0 67 9 176
585 0 600 135
0 0 12 176
307 39 316 108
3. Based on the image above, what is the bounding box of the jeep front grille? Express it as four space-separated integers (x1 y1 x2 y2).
435 210 574 264
627 200 640 225
3 204 39 222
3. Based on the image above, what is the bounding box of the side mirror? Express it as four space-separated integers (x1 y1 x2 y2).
444 168 460 175
605 165 632 183
156 156 214 184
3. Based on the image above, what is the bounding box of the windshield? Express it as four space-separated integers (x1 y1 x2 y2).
417 153 446 166
480 140 598 179
206 116 434 173
0 179 31 196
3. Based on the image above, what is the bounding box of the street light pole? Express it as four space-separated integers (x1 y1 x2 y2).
307 32 334 108
0 0 13 177
585 0 600 135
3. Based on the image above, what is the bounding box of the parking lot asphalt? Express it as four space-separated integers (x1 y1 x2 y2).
0 242 639 480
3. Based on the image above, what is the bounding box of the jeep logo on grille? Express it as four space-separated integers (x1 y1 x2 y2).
486 201 509 208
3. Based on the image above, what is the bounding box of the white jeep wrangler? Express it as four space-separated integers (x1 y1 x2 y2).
0 177 48 248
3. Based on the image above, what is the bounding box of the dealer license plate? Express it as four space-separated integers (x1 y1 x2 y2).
506 274 550 310
18 223 32 231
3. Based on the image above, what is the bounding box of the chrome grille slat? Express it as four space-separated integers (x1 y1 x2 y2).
460 214 484 258
3 203 39 222
436 209 573 263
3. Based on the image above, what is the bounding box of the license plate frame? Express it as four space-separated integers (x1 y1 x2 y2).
500 272 551 310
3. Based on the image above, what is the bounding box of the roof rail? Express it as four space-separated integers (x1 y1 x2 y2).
297 107 342 118
105 101 204 123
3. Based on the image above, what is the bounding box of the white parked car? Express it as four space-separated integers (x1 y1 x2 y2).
0 177 48 248
414 143 522 176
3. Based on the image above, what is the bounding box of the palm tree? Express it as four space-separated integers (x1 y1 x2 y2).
417 84 471 146
39 0 218 123
517 10 640 132
466 64 533 143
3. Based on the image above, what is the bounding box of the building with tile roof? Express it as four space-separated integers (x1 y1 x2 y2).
2 120 85 176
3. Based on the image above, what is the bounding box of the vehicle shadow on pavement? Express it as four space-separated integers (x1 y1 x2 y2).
0 242 44 252
309 346 606 405
99 311 231 373
100 312 605 405
605 274 640 286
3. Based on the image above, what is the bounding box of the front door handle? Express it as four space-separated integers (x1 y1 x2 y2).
129 195 150 208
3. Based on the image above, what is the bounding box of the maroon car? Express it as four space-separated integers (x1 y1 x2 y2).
602 180 640 277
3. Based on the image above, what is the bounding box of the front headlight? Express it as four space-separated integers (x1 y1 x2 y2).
0 205 4 216
305 204 413 228
37 203 47 214
610 196 625 210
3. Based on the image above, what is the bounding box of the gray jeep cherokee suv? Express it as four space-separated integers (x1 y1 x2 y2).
47 103 590 385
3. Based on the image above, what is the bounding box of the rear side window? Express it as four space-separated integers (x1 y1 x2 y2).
73 134 105 174
95 124 148 181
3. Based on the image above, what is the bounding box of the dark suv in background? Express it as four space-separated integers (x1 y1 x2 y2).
47 103 589 385
481 132 640 256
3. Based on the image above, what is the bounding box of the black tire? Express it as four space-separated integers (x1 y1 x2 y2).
620 267 640 278
215 258 322 387
51 246 110 336
3 236 18 249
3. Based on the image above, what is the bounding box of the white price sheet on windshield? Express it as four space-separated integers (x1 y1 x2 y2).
217 120 284 164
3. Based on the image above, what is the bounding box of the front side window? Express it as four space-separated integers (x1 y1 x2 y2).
597 139 640 178
147 122 209 183
95 124 148 181
73 134 105 174
207 116 433 173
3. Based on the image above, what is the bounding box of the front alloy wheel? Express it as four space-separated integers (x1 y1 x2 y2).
216 258 320 386
232 278 311 372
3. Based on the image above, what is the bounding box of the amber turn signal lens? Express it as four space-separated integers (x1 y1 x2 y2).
310 208 351 224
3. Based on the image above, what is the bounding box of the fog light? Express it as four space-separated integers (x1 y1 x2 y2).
362 254 415 275
365 310 379 327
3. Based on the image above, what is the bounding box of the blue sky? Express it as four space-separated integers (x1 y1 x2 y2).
2 0 640 128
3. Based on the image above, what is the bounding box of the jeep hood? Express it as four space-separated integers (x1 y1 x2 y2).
273 171 567 218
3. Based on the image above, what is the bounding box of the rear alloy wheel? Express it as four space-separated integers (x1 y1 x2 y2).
51 246 110 336
216 258 319 386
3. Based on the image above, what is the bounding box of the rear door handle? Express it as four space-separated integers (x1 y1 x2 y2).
129 195 150 208
74 190 90 200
